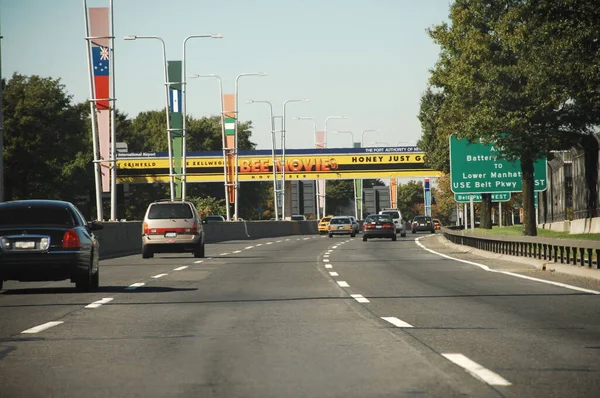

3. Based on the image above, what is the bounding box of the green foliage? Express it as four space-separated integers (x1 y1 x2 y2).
2 73 93 204
187 196 227 219
425 0 600 235
417 88 449 173
325 180 354 215
396 180 424 221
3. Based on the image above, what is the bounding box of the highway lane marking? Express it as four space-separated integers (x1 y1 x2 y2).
303 237 310 240
337 281 350 287
442 353 512 386
151 274 168 279
219 253 229 256
173 266 188 271
22 321 64 334
256 244 263 246
381 316 413 328
325 264 333 269
323 259 330 262
332 246 338 249
194 260 203 263
245 246 254 249
416 237 600 295
329 271 339 276
324 254 329 258
285 239 290 241
126 283 145 290
276 240 282 243
351 294 370 303
233 250 242 253
266 242 273 245
85 298 113 309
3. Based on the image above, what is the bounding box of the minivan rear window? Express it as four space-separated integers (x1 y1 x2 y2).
148 204 193 219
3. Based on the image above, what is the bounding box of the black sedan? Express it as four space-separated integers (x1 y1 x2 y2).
0 200 103 291
362 214 397 241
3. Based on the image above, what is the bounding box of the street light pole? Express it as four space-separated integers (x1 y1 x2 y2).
281 99 309 220
234 73 266 220
361 129 380 147
335 130 354 147
323 116 347 216
247 99 278 221
189 73 231 221
124 35 174 200
335 130 359 219
181 34 222 201
293 116 319 220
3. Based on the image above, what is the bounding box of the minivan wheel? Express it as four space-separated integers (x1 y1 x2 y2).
401 232 406 237
0 279 3 290
194 242 205 258
350 233 356 238
142 245 154 259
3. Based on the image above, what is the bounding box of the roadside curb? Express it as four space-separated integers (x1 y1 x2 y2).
426 234 600 282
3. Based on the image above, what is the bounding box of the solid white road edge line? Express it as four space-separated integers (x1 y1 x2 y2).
351 294 370 303
415 237 600 295
173 266 188 271
152 274 168 279
22 321 64 334
381 316 413 328
85 298 114 309
126 282 145 290
329 272 339 276
442 353 512 386
337 281 350 287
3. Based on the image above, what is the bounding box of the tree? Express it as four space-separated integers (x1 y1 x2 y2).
431 174 456 225
397 180 424 222
417 88 450 174
325 180 354 215
427 0 600 235
2 73 92 203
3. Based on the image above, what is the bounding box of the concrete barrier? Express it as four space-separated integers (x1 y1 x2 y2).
95 220 318 259
589 217 600 234
570 219 591 234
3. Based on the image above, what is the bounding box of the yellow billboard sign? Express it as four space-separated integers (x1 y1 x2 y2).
116 149 442 183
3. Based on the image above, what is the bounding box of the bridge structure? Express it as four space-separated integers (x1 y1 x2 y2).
116 146 443 218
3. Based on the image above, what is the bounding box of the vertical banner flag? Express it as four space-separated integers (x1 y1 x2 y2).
424 177 431 216
315 131 325 211
390 178 398 209
89 7 111 192
223 94 236 203
167 61 183 199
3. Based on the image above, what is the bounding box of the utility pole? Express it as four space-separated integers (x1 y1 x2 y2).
0 29 4 202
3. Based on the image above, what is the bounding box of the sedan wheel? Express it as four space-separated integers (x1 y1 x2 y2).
329 234 333 238
362 235 367 242
75 266 92 292
91 268 100 289
194 242 205 258
392 235 397 241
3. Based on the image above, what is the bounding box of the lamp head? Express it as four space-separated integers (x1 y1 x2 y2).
124 35 137 40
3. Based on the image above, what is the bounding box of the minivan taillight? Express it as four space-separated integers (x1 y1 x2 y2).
143 222 150 234
185 221 198 233
62 230 81 249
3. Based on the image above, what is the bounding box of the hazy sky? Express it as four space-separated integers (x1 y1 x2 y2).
2 0 451 151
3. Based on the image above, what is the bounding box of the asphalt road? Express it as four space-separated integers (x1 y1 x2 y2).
1 233 599 397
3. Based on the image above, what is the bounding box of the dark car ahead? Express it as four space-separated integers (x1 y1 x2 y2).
0 200 103 291
362 214 397 241
412 215 435 234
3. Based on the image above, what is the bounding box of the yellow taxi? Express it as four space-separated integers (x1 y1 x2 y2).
318 215 334 234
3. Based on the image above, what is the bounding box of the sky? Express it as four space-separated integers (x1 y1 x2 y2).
1 0 451 152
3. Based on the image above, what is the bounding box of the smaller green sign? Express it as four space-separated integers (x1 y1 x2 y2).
454 192 511 203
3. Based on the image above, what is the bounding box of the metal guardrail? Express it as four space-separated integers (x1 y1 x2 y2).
443 228 600 269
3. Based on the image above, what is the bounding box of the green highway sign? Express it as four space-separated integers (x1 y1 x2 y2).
454 192 511 203
450 135 547 193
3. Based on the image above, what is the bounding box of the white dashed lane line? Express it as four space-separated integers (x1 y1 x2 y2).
219 253 229 256
256 244 263 247
21 321 64 334
276 240 282 243
325 264 333 269
329 272 339 276
266 242 273 245
245 246 254 249
351 294 370 303
337 281 350 287
323 259 330 262
173 266 188 271
152 273 168 279
85 298 114 309
381 316 413 328
332 246 338 249
442 353 512 386
233 250 242 253
194 260 203 264
125 283 145 290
